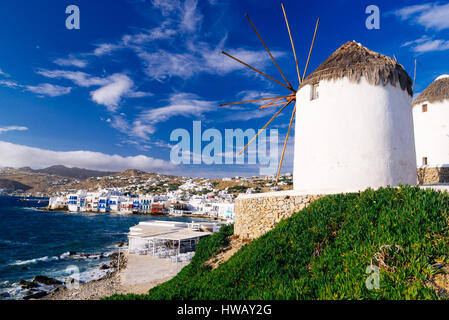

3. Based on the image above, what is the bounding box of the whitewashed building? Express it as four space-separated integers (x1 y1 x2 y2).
293 41 417 194
413 75 449 183
48 195 66 210
67 190 87 212
216 203 235 221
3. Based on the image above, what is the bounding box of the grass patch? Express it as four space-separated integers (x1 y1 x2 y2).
107 186 449 300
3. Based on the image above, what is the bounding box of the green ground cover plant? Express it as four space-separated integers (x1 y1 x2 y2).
107 186 449 300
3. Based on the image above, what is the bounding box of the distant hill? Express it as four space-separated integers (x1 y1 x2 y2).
0 179 32 192
34 165 117 180
119 169 149 176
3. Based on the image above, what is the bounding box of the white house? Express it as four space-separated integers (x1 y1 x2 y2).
216 202 235 221
412 74 449 183
48 195 66 210
67 190 87 212
294 41 417 194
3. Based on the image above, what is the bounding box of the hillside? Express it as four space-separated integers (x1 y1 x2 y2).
0 179 32 192
108 186 449 300
0 167 180 195
34 165 116 180
0 165 293 196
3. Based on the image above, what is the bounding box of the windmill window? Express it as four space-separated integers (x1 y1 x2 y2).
310 83 319 101
422 104 428 112
422 157 428 166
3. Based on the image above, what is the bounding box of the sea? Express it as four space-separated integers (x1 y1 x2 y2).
0 195 211 300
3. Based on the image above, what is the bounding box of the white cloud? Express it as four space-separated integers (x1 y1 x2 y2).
0 80 20 89
0 140 176 173
92 24 178 57
122 22 177 45
401 35 449 53
54 1 277 84
36 69 109 87
136 50 199 80
93 43 123 56
25 83 72 97
130 120 157 140
151 0 180 16
413 39 449 53
125 91 154 98
90 74 134 111
416 3 449 30
0 74 72 97
89 0 201 60
227 108 282 122
117 93 216 140
37 70 151 109
234 90 280 105
209 47 284 74
136 38 281 81
142 92 214 121
181 0 203 32
0 69 10 77
394 4 432 20
54 57 88 68
401 35 430 48
220 90 288 120
150 0 202 33
0 126 28 134
394 3 449 30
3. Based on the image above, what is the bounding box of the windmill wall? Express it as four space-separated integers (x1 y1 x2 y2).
234 191 323 240
413 99 449 180
293 77 417 194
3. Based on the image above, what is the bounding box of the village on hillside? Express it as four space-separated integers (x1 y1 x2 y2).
0 166 293 220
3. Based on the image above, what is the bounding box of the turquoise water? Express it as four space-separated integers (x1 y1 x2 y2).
0 196 210 299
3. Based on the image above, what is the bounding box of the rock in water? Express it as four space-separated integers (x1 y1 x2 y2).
19 279 38 289
23 291 48 300
33 275 62 286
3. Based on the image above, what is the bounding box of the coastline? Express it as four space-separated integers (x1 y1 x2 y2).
0 198 214 300
43 252 188 300
40 206 224 221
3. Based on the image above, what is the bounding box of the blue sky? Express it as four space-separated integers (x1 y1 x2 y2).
0 0 448 178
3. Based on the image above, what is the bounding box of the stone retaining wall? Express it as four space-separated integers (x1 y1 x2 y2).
418 167 449 184
234 191 323 240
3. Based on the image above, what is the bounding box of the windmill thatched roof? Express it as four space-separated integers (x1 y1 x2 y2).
413 75 449 105
300 41 413 96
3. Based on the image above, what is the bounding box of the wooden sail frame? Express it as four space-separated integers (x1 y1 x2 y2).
220 3 320 185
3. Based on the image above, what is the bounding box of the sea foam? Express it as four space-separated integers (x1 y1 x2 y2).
12 256 59 266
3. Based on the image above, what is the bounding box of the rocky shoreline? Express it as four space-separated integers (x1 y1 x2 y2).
42 252 188 300
17 250 127 300
42 252 127 300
